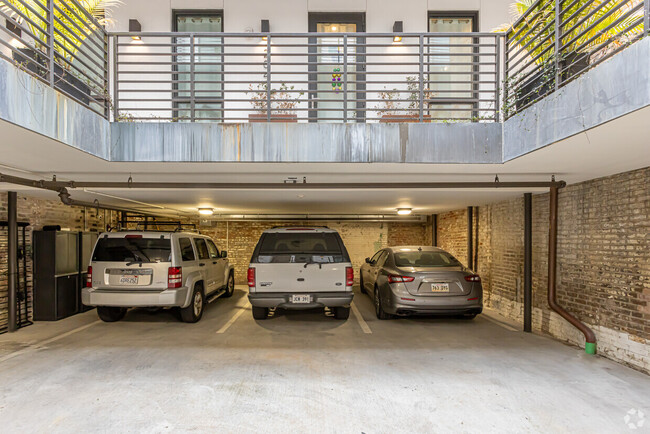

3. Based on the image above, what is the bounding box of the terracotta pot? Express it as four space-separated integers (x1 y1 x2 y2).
248 113 298 123
380 114 432 123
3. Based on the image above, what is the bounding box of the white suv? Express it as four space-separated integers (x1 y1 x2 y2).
83 231 235 323
247 227 354 320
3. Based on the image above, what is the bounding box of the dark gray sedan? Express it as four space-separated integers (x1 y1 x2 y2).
359 246 483 319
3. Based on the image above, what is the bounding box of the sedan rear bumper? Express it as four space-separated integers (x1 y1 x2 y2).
386 292 482 316
248 292 353 309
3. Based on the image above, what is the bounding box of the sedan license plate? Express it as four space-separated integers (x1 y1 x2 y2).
431 283 449 293
119 275 139 285
291 294 311 304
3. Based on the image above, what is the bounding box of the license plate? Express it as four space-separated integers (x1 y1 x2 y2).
119 275 139 285
291 294 311 304
431 283 449 292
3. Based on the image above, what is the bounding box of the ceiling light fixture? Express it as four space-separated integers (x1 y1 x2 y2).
198 207 214 215
396 208 412 215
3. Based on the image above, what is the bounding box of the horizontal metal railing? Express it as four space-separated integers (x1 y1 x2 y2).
0 0 647 123
505 0 647 117
0 0 109 117
111 32 501 123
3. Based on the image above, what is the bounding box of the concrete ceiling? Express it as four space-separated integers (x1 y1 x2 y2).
1 105 649 216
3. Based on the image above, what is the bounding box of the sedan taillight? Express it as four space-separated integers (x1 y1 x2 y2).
86 266 92 287
168 267 182 288
247 267 256 287
464 274 481 282
345 267 354 287
387 275 415 283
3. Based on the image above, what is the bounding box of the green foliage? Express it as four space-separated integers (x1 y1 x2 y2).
497 0 644 64
0 0 120 67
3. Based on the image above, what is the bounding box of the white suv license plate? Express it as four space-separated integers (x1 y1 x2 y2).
291 294 311 304
431 283 449 292
120 275 139 285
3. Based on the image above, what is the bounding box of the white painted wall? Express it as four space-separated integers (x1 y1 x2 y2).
108 0 513 33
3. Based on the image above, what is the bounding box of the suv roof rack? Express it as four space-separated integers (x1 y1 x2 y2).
270 225 329 229
116 221 199 233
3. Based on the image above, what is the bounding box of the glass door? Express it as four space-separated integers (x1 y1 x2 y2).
308 13 365 122
173 12 223 121
428 13 477 121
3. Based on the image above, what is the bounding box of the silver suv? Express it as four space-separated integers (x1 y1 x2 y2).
83 231 235 323
247 227 354 320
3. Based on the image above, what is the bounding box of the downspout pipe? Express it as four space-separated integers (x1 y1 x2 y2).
548 186 597 354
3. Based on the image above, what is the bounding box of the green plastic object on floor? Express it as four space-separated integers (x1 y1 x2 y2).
585 342 597 355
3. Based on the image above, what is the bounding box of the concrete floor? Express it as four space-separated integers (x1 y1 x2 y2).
0 287 649 433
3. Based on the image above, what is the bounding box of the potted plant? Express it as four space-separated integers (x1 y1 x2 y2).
1 0 118 104
497 0 644 111
377 76 434 123
248 82 303 122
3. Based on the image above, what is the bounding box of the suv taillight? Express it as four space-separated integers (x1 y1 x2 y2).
345 267 354 287
86 266 92 287
387 275 415 284
247 267 256 287
168 267 182 288
464 274 481 282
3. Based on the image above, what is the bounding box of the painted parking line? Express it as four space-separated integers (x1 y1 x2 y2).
216 302 250 334
482 314 519 332
0 320 101 364
351 301 372 334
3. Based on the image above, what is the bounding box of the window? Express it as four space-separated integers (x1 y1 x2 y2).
376 251 389 267
393 250 462 267
92 237 171 263
428 12 478 121
255 232 349 263
206 239 220 259
173 11 223 121
179 238 195 261
194 238 210 260
370 250 383 264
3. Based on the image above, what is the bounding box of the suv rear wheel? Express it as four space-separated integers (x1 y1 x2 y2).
252 306 268 320
222 272 235 298
97 306 127 322
180 284 205 323
333 306 350 320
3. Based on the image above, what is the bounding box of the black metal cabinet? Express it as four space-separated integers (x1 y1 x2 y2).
33 231 97 321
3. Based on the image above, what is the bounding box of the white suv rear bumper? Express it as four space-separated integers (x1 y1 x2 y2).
248 292 353 309
82 287 190 308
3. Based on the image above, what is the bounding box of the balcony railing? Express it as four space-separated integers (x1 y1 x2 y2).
505 0 647 117
0 0 647 122
111 32 501 123
0 0 109 117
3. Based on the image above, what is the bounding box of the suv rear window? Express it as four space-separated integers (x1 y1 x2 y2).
254 232 348 263
92 237 171 263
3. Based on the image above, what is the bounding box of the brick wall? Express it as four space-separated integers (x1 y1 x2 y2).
0 193 119 331
437 167 650 373
199 220 429 283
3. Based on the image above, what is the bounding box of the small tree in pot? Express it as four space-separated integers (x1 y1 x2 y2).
248 82 303 122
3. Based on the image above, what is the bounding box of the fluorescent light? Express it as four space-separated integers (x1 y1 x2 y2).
396 208 412 215
198 208 214 215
